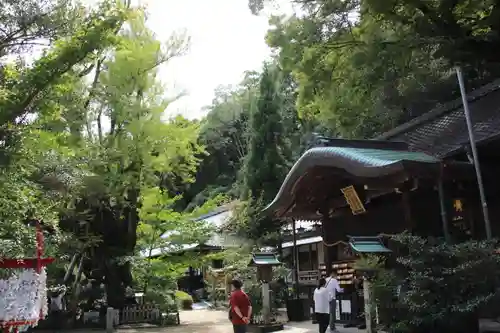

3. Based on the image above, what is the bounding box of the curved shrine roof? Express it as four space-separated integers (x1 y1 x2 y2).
264 141 441 219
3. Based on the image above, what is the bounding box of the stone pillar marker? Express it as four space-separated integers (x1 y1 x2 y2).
106 307 115 333
363 278 374 333
261 281 271 324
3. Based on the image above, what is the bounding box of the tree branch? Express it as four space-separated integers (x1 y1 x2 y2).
84 57 105 140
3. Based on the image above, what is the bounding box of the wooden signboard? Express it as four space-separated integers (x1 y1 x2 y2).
341 185 366 215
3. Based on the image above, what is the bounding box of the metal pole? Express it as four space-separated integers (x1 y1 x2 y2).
291 218 300 299
455 66 492 240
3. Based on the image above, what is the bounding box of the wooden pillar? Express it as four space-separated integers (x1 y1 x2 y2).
321 216 334 272
438 177 451 242
292 218 300 299
308 243 313 270
401 191 414 230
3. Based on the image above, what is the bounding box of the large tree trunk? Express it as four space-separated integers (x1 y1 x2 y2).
104 260 132 309
60 198 138 310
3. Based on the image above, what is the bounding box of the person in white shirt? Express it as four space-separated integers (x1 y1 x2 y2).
325 271 343 332
313 278 330 333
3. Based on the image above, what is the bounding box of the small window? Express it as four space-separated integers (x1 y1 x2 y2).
212 259 223 269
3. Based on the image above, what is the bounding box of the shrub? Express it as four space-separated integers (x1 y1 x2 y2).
175 290 193 310
145 290 177 313
389 232 500 333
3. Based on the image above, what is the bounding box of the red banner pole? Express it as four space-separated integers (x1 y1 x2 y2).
35 221 43 274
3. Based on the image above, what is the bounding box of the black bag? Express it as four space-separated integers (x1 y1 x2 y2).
228 308 232 320
311 312 317 323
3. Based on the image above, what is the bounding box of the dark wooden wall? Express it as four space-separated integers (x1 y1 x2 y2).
449 138 500 240
321 184 453 265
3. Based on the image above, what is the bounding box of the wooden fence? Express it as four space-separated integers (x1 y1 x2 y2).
120 305 160 324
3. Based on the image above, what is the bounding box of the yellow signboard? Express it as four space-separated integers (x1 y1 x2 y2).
341 185 366 215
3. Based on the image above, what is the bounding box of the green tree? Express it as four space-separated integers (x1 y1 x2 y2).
0 0 130 266
256 0 500 138
0 0 130 164
176 72 263 211
251 0 500 69
0 0 225 312
62 13 203 307
239 64 289 243
134 188 226 296
266 12 455 138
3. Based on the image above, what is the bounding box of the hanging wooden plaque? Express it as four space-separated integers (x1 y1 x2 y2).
341 185 366 215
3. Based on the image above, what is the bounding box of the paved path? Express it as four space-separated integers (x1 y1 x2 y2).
117 310 363 333
115 310 500 333
37 309 364 333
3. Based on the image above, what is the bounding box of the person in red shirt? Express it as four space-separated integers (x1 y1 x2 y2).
229 279 252 333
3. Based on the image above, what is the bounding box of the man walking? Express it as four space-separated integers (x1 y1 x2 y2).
229 279 252 333
325 270 343 332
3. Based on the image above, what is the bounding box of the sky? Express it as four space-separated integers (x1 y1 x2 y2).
141 0 292 120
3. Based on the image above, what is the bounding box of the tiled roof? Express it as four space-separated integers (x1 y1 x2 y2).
248 253 282 266
348 237 391 253
377 79 500 157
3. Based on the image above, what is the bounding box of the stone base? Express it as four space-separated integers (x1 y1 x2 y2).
247 323 284 333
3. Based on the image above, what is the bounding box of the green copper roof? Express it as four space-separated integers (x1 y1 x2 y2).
248 253 282 266
263 143 441 218
314 147 438 166
349 237 391 253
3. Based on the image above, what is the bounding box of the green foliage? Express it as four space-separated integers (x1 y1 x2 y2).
219 245 256 284
177 76 258 210
353 254 385 271
370 265 401 331
0 0 131 275
235 65 291 244
389 233 500 332
0 0 211 308
361 0 500 67
374 271 401 330
255 0 500 68
0 1 130 154
144 290 177 313
175 290 194 310
134 190 226 296
180 65 309 215
266 12 452 138
242 64 289 203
